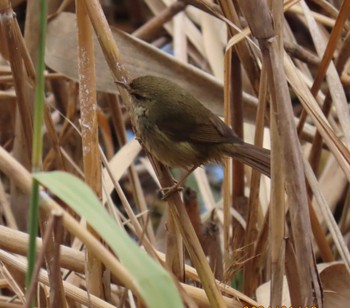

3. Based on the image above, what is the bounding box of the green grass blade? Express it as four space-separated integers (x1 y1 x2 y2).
34 171 183 308
27 0 48 292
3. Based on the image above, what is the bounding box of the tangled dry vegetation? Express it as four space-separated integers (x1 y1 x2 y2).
0 0 350 307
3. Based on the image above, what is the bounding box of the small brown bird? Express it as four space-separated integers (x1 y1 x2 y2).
119 75 270 196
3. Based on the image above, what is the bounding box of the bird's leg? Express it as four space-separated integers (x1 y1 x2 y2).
161 165 198 200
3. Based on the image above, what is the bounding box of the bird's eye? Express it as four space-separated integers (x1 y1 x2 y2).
133 93 144 100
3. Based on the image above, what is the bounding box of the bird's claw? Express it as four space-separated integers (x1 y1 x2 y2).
160 184 184 200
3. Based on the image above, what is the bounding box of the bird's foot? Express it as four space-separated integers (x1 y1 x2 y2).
160 183 184 200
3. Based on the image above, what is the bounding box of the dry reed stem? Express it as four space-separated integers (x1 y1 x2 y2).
243 68 268 295
37 207 67 307
0 225 84 273
230 53 245 196
76 0 104 298
269 103 286 306
288 5 340 28
166 9 187 281
166 212 184 281
97 102 114 160
0 181 17 229
308 197 335 262
223 50 231 273
50 212 67 307
24 212 66 308
218 0 260 92
227 49 247 283
133 1 186 41
269 4 286 306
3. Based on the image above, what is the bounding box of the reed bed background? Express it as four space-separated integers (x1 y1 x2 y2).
0 0 349 307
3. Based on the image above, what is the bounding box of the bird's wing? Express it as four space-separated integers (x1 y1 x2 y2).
152 96 238 144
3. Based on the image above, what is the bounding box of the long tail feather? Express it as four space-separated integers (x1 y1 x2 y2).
225 143 271 177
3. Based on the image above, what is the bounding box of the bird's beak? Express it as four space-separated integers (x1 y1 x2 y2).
115 79 130 91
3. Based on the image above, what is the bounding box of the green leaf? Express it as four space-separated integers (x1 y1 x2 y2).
34 171 183 308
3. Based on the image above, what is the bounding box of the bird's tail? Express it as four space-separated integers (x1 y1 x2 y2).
225 142 271 177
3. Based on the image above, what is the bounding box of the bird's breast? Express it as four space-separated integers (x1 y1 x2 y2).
136 122 201 168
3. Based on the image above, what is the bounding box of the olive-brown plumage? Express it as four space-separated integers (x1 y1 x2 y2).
127 75 270 176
